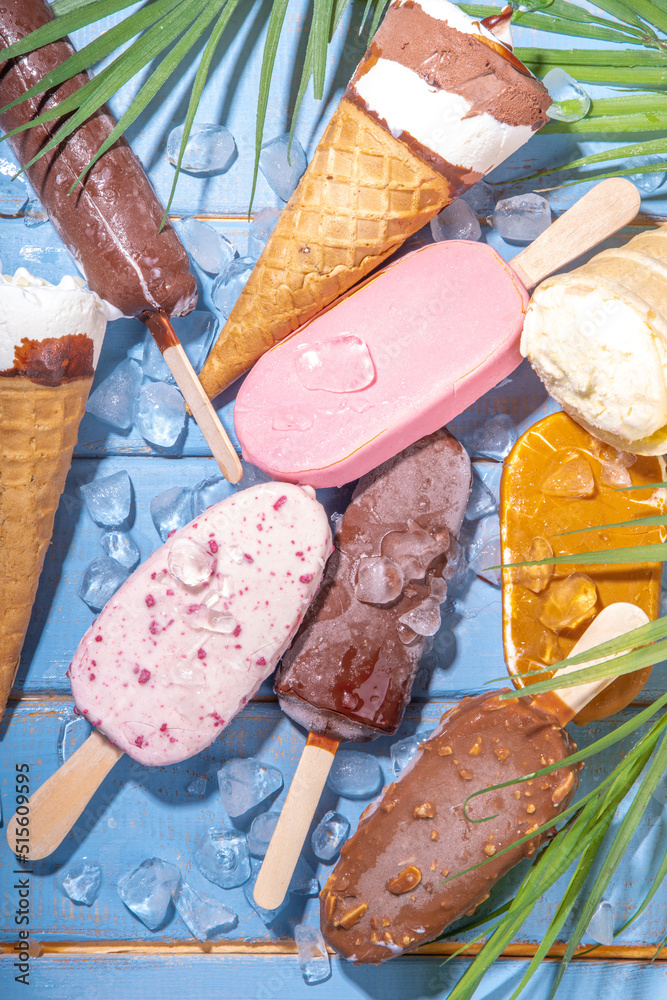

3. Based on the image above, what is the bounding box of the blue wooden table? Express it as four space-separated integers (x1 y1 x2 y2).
2 3 667 998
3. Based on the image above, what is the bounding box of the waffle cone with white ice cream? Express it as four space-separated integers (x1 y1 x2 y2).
0 269 115 718
199 0 550 399
522 225 667 455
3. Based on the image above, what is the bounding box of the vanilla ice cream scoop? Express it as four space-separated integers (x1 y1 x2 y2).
521 224 667 455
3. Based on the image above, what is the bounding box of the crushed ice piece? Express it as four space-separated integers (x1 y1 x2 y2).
78 557 128 611
167 537 215 587
192 474 235 517
462 180 495 217
355 555 404 604
142 312 219 383
515 536 554 593
186 775 207 797
58 860 102 906
543 67 591 123
248 207 281 258
211 256 254 319
0 159 28 215
195 828 251 889
311 810 350 862
430 199 481 242
294 923 331 984
217 758 283 819
289 857 320 896
587 899 614 946
259 133 307 202
177 216 236 274
100 529 140 570
237 460 273 489
196 609 236 634
248 812 280 858
150 486 194 542
399 597 442 637
469 537 502 587
540 453 595 498
167 122 236 175
327 751 382 799
24 197 48 226
600 460 632 489
442 537 469 594
467 414 517 461
244 862 289 925
538 572 598 629
429 576 448 603
134 382 186 448
492 193 552 244
295 335 375 393
628 155 667 195
80 470 132 526
57 712 91 765
174 881 237 941
381 525 445 582
86 358 142 431
465 469 498 521
390 731 432 777
117 858 181 930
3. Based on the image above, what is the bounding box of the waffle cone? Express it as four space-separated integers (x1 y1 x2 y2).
199 98 455 399
0 375 93 717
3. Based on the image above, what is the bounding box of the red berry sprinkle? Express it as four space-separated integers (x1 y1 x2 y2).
244 553 254 563
138 669 151 684
95 635 103 643
187 604 200 614
257 657 266 667
197 648 206 660
145 594 155 607
209 540 219 554
273 495 287 511
233 624 242 638
89 673 96 681
160 723 168 733
166 589 174 596
149 621 160 635
135 735 145 747
299 574 314 584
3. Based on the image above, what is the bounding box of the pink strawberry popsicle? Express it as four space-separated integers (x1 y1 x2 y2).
69 482 332 766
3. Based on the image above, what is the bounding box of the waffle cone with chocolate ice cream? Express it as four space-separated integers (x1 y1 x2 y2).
199 1 550 399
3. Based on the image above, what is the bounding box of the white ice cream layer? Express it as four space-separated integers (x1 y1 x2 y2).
0 267 120 371
352 58 533 174
522 282 667 440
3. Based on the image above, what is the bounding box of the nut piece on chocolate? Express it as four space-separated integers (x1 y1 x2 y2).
320 691 580 964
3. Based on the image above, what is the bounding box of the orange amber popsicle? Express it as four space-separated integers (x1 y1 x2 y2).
500 412 666 723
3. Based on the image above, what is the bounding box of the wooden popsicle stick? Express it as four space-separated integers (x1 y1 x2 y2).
510 178 641 290
6 731 123 860
143 311 242 484
533 603 650 727
253 733 339 912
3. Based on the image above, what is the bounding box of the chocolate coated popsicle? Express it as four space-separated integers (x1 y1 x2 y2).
274 427 472 741
0 0 197 318
321 690 580 963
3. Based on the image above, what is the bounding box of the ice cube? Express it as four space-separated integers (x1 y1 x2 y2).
628 155 667 195
167 122 236 175
150 486 195 541
259 133 307 202
24 197 48 226
430 199 481 242
538 572 598 629
86 358 142 431
540 453 595 498
167 537 215 587
211 256 255 319
600 460 632 489
295 334 375 393
327 751 382 799
492 193 552 244
390 731 431 777
248 812 280 858
381 526 443 582
57 712 92 765
0 159 28 215
100 529 141 570
248 207 281 258
196 609 237 634
195 828 251 889
218 399 241 453
178 217 236 275
134 382 186 448
78 556 129 611
217 758 283 819
442 537 470 596
515 536 554 594
311 810 350 862
142 312 219 382
58 860 102 906
117 858 181 930
543 67 591 123
80 470 132 526
174 881 237 941
399 597 442 637
469 537 502 587
192 474 235 517
244 862 289 925
462 180 495 217
466 414 517 461
294 923 331 984
587 899 614 946
290 856 320 896
355 555 404 604
186 775 207 797
465 469 498 521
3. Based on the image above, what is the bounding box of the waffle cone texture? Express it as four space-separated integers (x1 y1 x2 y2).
199 98 454 399
0 376 92 717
